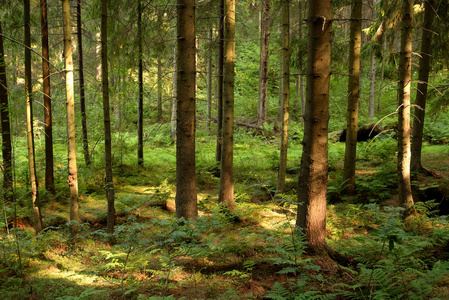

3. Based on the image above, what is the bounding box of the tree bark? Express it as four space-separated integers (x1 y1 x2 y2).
62 0 79 232
77 0 91 167
219 0 237 210
25 0 43 233
101 0 116 233
157 56 163 121
0 21 13 204
41 0 55 194
257 0 270 125
411 0 435 176
206 28 213 132
137 0 144 165
216 0 225 163
397 0 414 215
277 0 290 193
295 0 332 253
176 0 198 219
342 0 362 195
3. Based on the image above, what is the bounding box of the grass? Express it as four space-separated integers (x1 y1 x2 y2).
1 125 449 299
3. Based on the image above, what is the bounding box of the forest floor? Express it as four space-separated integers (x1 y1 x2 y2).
1 135 449 299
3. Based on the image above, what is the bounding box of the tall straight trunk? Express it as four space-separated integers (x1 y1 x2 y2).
378 38 385 112
176 0 198 219
171 40 177 140
62 0 79 232
277 0 290 193
342 0 362 195
206 28 213 132
257 0 270 125
77 0 90 167
296 0 332 253
0 22 13 203
101 0 115 233
368 51 376 118
215 0 225 163
298 0 305 125
411 0 435 175
157 56 163 121
137 0 144 165
219 0 236 210
25 0 43 233
397 0 414 215
41 0 54 194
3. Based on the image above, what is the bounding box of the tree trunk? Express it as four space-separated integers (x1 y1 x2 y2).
77 0 91 167
397 0 414 215
157 56 163 121
342 0 362 195
411 0 435 175
101 0 115 233
368 50 376 118
298 0 306 125
277 0 290 193
216 0 225 163
219 0 237 210
137 0 144 165
0 21 13 204
41 0 55 194
62 0 79 233
171 38 177 140
295 0 332 253
176 0 198 219
25 0 43 233
206 28 213 132
257 0 270 125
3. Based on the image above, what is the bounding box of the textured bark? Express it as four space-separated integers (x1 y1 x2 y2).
62 0 79 232
397 0 414 214
257 0 270 125
101 0 116 233
77 0 91 167
411 0 435 175
171 40 177 140
157 56 163 121
296 0 332 252
342 0 362 195
137 0 144 165
219 0 236 210
41 0 55 194
368 51 376 118
277 0 290 193
0 22 13 203
298 0 306 125
25 0 43 233
206 28 213 132
215 0 224 163
176 0 198 219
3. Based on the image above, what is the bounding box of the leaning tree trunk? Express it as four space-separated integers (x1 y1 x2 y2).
277 0 290 193
295 0 332 253
257 0 270 125
0 21 13 203
77 0 91 167
215 0 225 163
25 0 43 233
219 0 237 210
411 0 435 175
62 0 79 232
101 0 116 233
137 0 144 165
342 0 362 195
175 0 198 219
41 0 55 194
397 0 414 215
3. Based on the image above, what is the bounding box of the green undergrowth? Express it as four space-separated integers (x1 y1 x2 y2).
2 128 449 299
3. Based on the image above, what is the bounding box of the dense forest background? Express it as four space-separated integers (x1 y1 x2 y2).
1 0 449 299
